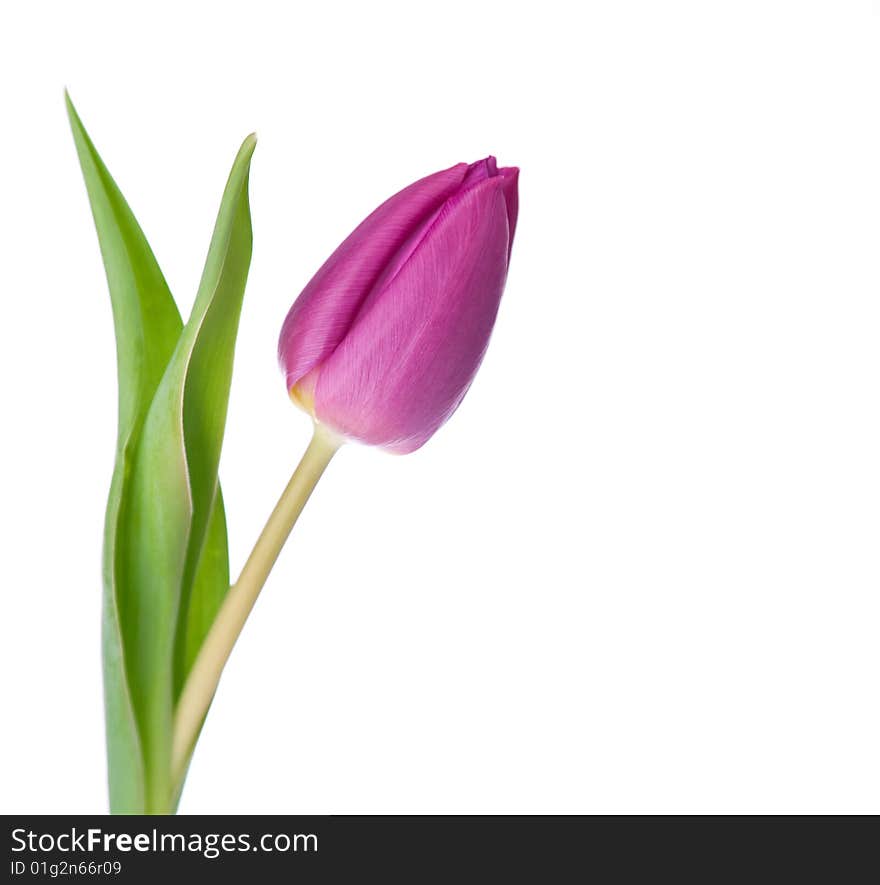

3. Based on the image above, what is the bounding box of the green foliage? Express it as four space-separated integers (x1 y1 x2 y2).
67 95 254 813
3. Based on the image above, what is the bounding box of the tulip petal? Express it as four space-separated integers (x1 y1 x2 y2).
461 155 497 187
463 157 518 253
314 177 511 452
279 162 470 389
497 167 519 253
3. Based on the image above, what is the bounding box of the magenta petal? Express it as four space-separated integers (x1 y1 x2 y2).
313 177 511 452
279 162 469 389
462 157 518 253
461 155 497 187
498 167 519 252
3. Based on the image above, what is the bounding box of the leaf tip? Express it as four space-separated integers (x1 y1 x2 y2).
239 132 258 164
64 89 85 137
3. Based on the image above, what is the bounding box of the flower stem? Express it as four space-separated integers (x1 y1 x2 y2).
172 421 342 786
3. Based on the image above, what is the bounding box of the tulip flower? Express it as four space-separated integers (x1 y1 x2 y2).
278 156 519 453
175 157 519 778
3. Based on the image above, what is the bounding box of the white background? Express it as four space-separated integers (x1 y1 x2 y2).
1 1 878 814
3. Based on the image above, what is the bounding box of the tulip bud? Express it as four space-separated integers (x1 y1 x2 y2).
278 156 519 453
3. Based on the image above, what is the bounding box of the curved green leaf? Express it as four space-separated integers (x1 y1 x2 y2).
67 93 182 814
180 485 230 688
117 134 256 812
68 95 247 813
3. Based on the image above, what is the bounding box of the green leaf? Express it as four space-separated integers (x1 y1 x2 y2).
116 133 256 813
67 93 183 814
67 94 249 813
179 485 230 690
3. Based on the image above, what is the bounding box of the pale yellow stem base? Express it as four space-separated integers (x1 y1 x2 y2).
172 422 341 786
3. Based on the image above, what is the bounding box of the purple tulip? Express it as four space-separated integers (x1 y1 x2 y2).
278 156 519 453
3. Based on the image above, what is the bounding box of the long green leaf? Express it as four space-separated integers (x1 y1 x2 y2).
117 134 256 812
180 485 230 688
68 95 244 813
67 94 183 814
